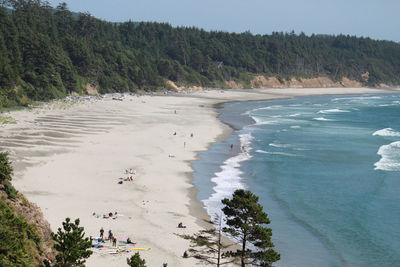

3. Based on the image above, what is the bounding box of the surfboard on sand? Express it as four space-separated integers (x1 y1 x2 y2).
119 241 136 245
131 248 151 251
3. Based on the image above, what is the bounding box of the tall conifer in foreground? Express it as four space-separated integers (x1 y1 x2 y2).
222 189 280 267
51 217 92 267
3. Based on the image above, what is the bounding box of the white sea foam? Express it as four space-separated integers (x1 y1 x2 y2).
289 113 301 117
317 109 350 114
378 104 394 107
251 105 283 112
269 143 291 148
245 105 283 116
203 133 253 221
251 116 263 124
374 141 400 171
313 117 332 121
251 116 298 126
290 125 301 129
378 101 400 107
256 150 297 157
372 128 400 137
251 116 280 125
332 96 382 102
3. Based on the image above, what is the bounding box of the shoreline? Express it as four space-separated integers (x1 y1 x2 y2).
2 87 398 266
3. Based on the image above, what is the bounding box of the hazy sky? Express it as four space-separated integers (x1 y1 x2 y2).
47 0 399 42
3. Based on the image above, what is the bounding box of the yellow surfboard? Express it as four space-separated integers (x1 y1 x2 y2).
131 248 151 251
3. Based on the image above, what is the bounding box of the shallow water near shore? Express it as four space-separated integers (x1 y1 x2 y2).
192 93 400 267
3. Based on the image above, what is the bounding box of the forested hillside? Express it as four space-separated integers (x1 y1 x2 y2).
1 0 400 108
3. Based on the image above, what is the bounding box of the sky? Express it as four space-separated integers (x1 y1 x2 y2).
47 0 400 42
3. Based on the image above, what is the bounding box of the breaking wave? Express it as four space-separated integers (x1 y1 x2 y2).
203 133 253 220
313 117 332 121
374 141 400 171
372 128 400 137
317 109 350 114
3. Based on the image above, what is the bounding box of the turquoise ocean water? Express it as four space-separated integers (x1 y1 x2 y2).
192 94 400 267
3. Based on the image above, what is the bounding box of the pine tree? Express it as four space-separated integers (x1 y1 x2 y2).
51 217 92 267
127 252 147 267
222 189 280 267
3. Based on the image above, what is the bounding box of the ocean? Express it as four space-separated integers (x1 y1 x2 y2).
192 93 400 267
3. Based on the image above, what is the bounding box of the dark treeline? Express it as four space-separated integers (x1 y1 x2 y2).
1 0 400 108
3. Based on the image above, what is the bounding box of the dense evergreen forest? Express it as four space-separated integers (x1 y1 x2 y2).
0 0 400 108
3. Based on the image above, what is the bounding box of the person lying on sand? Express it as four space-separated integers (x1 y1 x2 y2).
124 176 133 181
178 222 186 228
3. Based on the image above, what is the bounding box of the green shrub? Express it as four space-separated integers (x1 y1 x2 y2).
0 152 13 184
4 181 18 199
0 198 42 266
127 252 147 267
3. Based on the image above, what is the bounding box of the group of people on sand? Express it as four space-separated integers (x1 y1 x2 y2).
92 211 120 220
118 169 137 184
93 227 135 248
93 228 117 246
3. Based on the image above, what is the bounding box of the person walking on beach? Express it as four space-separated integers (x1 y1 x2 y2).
100 227 104 238
112 236 117 247
108 230 113 242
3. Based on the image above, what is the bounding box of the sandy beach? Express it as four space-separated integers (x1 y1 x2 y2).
1 87 398 266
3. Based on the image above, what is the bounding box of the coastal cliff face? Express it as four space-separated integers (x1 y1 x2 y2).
167 75 389 91
248 76 364 88
0 188 55 265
